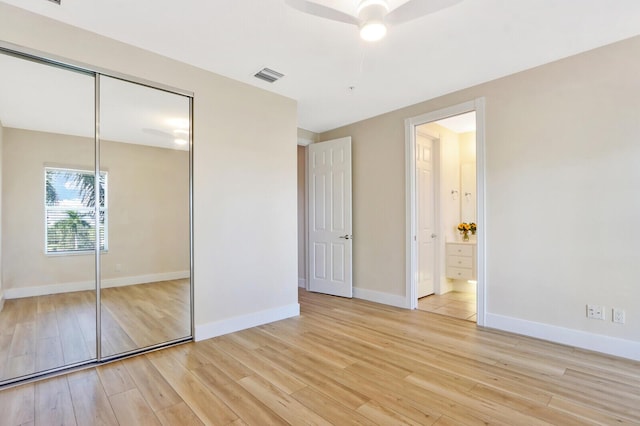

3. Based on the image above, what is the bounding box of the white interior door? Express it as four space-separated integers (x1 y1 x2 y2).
307 137 352 297
417 133 436 298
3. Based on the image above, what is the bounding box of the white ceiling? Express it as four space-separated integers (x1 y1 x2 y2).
2 0 640 133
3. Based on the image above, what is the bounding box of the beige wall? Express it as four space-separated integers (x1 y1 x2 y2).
459 131 476 164
458 131 477 227
297 145 306 284
0 3 298 336
321 35 640 347
297 128 318 144
296 128 317 286
2 128 189 291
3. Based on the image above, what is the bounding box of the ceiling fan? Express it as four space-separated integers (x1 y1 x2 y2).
285 0 462 41
142 128 189 146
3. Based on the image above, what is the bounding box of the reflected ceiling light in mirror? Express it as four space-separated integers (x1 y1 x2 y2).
163 120 189 146
166 117 189 130
173 128 189 146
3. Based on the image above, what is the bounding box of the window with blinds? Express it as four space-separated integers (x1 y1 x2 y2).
45 167 108 254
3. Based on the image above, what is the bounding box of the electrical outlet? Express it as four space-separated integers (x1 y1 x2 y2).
586 304 605 320
612 308 625 324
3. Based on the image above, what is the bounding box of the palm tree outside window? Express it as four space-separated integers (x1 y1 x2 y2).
44 167 108 254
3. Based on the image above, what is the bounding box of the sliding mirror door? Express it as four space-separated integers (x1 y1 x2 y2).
0 51 97 383
98 75 191 358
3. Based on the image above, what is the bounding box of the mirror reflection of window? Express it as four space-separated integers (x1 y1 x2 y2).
45 167 108 254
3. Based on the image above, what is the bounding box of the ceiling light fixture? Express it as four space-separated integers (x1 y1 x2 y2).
357 0 389 42
286 0 462 43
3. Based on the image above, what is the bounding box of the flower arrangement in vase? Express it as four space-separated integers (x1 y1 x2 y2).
457 222 477 241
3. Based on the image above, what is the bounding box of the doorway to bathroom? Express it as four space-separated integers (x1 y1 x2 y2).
405 99 486 325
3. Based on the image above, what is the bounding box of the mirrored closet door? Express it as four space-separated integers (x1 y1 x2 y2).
0 46 193 386
0 51 97 383
98 75 192 359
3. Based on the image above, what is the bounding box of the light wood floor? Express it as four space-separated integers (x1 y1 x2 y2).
1 288 639 425
0 279 190 383
418 291 477 322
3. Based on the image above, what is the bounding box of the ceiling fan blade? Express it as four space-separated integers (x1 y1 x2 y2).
285 0 359 25
385 0 462 26
142 128 173 139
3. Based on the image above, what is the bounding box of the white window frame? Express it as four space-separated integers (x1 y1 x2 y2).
44 166 109 255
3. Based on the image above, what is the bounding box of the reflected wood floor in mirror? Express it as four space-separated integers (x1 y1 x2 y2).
0 279 190 382
1 289 639 425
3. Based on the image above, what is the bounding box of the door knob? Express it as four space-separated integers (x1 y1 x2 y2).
339 234 352 240
431 233 438 238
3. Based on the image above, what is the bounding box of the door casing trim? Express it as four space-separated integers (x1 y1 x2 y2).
404 98 487 326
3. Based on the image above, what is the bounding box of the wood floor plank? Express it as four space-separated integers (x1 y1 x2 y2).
1 287 639 425
213 336 307 395
468 383 588 426
122 355 183 413
67 369 118 426
0 382 35 425
291 385 376 425
109 388 160 426
55 308 91 366
7 322 36 377
34 376 76 426
356 399 426 426
155 402 203 426
147 352 238 425
237 375 331 426
35 311 59 340
97 361 137 397
35 336 64 372
255 344 371 410
188 342 254 382
432 415 464 425
190 365 288 426
548 395 637 425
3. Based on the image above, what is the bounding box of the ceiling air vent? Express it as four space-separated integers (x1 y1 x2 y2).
254 68 284 83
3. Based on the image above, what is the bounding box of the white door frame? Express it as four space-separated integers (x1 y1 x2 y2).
404 98 487 326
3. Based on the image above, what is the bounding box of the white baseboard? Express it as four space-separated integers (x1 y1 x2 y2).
353 287 408 309
298 278 306 288
4 270 190 299
486 313 640 362
195 303 300 342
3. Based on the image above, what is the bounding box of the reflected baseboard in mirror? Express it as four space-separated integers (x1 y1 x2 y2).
0 279 189 382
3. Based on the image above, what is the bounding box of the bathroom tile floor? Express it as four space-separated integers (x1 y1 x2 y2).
418 291 477 322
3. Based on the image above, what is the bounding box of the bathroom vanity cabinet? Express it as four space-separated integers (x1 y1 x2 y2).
446 242 476 280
